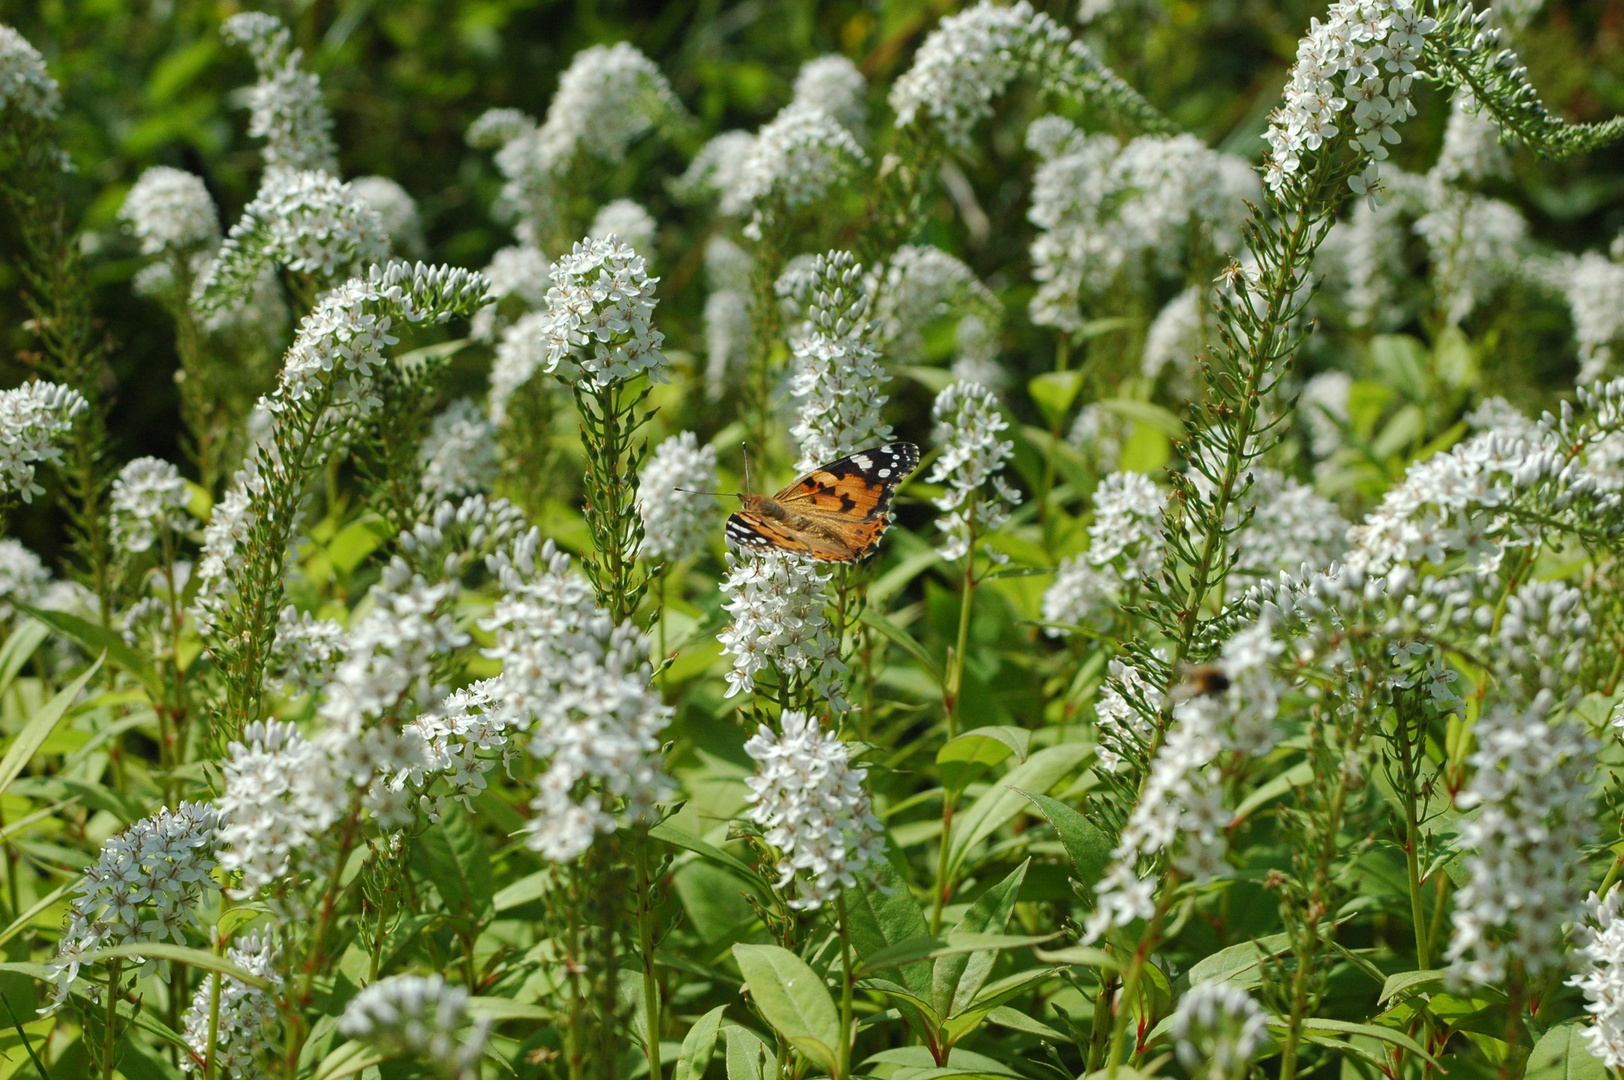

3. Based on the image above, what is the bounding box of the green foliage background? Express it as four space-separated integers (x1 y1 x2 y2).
3 0 1623 564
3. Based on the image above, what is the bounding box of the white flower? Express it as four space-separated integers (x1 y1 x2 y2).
1171 983 1269 1080
732 102 867 239
890 1 1098 149
119 167 219 255
179 933 281 1078
1445 705 1596 987
221 13 337 173
1571 886 1624 1068
481 534 673 861
1042 556 1119 638
589 198 658 258
1067 404 1132 472
873 245 1001 367
0 380 86 503
536 235 666 388
1092 658 1159 772
1141 286 1207 394
46 802 221 1008
0 538 51 622
1087 471 1164 581
788 251 893 473
269 606 348 697
470 244 549 344
110 456 190 553
1432 89 1510 185
928 380 1020 562
1301 370 1353 458
672 130 758 211
1414 182 1526 325
0 25 60 120
1231 468 1347 587
705 289 752 400
350 175 426 257
419 399 499 501
1261 0 1437 201
338 974 490 1080
637 431 718 563
406 679 514 815
196 170 390 307
489 310 553 425
743 709 885 911
1541 251 1624 384
717 548 845 709
792 54 867 135
1318 178 1418 331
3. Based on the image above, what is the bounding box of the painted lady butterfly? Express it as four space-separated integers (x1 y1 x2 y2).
725 442 921 563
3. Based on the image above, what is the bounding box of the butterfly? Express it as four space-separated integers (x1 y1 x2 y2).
725 442 921 563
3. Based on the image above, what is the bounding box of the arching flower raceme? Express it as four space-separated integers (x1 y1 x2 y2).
350 175 426 257
732 102 867 240
637 431 719 564
179 933 281 1078
1572 886 1624 1068
419 399 499 502
717 547 846 709
0 25 61 121
1171 983 1269 1080
743 709 885 910
220 12 337 173
792 54 867 136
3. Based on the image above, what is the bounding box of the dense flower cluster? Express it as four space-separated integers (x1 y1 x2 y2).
928 380 1019 561
589 198 658 257
732 102 867 239
419 398 499 501
637 431 719 563
0 24 59 120
872 245 1002 366
1087 471 1165 582
0 380 86 503
338 974 490 1079
179 933 281 1078
1171 983 1269 1080
743 709 885 910
788 251 893 472
119 167 219 256
537 236 666 388
1572 886 1624 1067
1446 705 1596 986
481 534 673 860
110 456 190 553
1262 0 1437 202
351 175 426 257
47 803 221 1007
792 55 867 136
718 548 845 708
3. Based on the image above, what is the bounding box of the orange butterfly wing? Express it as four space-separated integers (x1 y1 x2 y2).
726 443 920 563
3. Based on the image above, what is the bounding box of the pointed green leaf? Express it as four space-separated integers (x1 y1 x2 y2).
21 607 161 699
1527 1019 1608 1079
313 1041 388 1080
938 727 1030 796
674 1004 726 1080
412 803 494 921
0 621 49 699
945 742 1092 887
731 944 840 1073
934 861 1028 1018
0 657 102 799
1017 790 1112 885
846 860 934 998
722 1024 771 1080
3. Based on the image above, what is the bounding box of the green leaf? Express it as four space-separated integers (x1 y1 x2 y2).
1034 945 1119 971
1288 1017 1439 1067
1527 1019 1608 1079
412 803 494 921
934 861 1029 1018
1185 934 1290 992
942 967 1066 1041
937 727 1030 796
650 821 766 892
847 860 934 999
1096 398 1184 439
0 621 49 699
493 869 554 912
674 1004 726 1080
985 1005 1070 1042
945 743 1093 887
731 944 841 1073
1028 371 1087 429
21 607 161 699
313 1041 388 1080
462 997 549 1021
0 658 102 799
1017 790 1112 884
859 606 942 681
78 942 271 991
858 932 1056 977
722 1023 771 1080
1377 969 1445 1004
1370 334 1428 401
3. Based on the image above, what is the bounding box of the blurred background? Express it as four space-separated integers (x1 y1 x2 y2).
2 0 1623 560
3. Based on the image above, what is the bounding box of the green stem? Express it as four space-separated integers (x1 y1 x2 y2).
1106 884 1174 1074
944 556 975 743
837 892 855 1080
1087 973 1115 1072
203 926 224 1080
638 829 663 1080
929 797 955 935
102 960 121 1080
1395 706 1431 971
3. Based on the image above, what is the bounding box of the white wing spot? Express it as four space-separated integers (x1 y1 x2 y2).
878 468 891 477
851 454 872 469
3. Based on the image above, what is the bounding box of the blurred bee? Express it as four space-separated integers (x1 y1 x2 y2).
1170 663 1230 702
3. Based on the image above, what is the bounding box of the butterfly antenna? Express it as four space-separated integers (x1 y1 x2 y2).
742 442 753 496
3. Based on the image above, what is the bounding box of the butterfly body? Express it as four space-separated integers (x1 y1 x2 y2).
726 442 920 563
